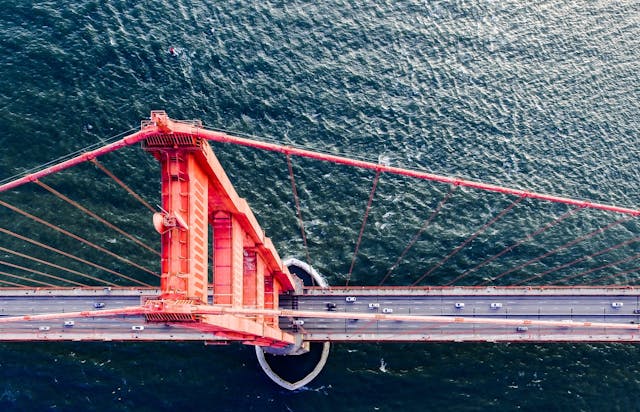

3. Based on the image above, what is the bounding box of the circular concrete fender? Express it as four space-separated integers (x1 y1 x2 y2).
255 258 330 390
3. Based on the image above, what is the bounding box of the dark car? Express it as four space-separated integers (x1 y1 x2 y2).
326 302 337 311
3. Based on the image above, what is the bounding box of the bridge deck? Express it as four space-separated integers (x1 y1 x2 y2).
1 287 639 343
288 287 640 342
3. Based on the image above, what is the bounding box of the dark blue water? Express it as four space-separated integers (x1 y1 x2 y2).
1 1 640 410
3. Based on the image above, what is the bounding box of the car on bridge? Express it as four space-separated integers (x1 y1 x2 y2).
455 302 465 309
490 302 503 309
131 325 145 331
93 302 106 309
611 302 624 308
63 321 74 327
382 308 394 314
326 302 337 311
345 296 357 303
369 303 380 309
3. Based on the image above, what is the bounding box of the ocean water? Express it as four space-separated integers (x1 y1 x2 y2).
1 0 640 410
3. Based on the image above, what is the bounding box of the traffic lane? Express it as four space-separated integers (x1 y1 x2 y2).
288 319 640 336
0 317 208 336
0 296 143 315
283 313 640 334
296 295 640 316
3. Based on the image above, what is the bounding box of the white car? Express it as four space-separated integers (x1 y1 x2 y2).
131 325 145 331
38 326 50 331
560 320 572 329
63 321 75 327
454 302 465 309
490 302 503 309
368 303 380 309
292 320 305 326
345 296 357 303
516 326 528 332
611 302 624 308
382 308 394 314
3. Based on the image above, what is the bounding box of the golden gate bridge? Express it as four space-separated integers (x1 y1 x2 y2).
0 111 638 389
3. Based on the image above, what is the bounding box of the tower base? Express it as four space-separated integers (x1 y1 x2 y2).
255 258 330 390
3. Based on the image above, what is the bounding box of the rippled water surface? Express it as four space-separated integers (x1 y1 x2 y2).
1 1 640 410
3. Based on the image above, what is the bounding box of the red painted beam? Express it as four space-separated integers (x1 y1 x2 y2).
0 128 158 193
177 126 640 216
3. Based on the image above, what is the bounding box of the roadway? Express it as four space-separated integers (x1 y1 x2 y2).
0 288 223 342
2 287 640 342
280 287 640 342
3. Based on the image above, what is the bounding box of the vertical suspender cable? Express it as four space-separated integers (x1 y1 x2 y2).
286 154 312 269
0 200 158 282
35 180 159 256
448 207 581 286
379 185 456 286
90 158 156 213
570 251 640 284
0 227 148 285
0 260 85 287
346 169 381 286
0 269 56 287
503 216 633 286
589 263 640 285
412 196 524 286
0 278 29 288
0 246 117 286
546 236 640 285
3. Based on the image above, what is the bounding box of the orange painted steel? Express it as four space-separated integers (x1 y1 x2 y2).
212 212 234 305
141 111 298 346
0 128 157 193
4 301 639 335
151 149 209 302
7 111 640 348
151 120 640 216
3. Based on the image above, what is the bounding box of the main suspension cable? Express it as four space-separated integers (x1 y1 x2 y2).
35 180 159 256
0 127 138 187
346 169 382 286
412 195 524 286
379 185 457 286
195 124 640 216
